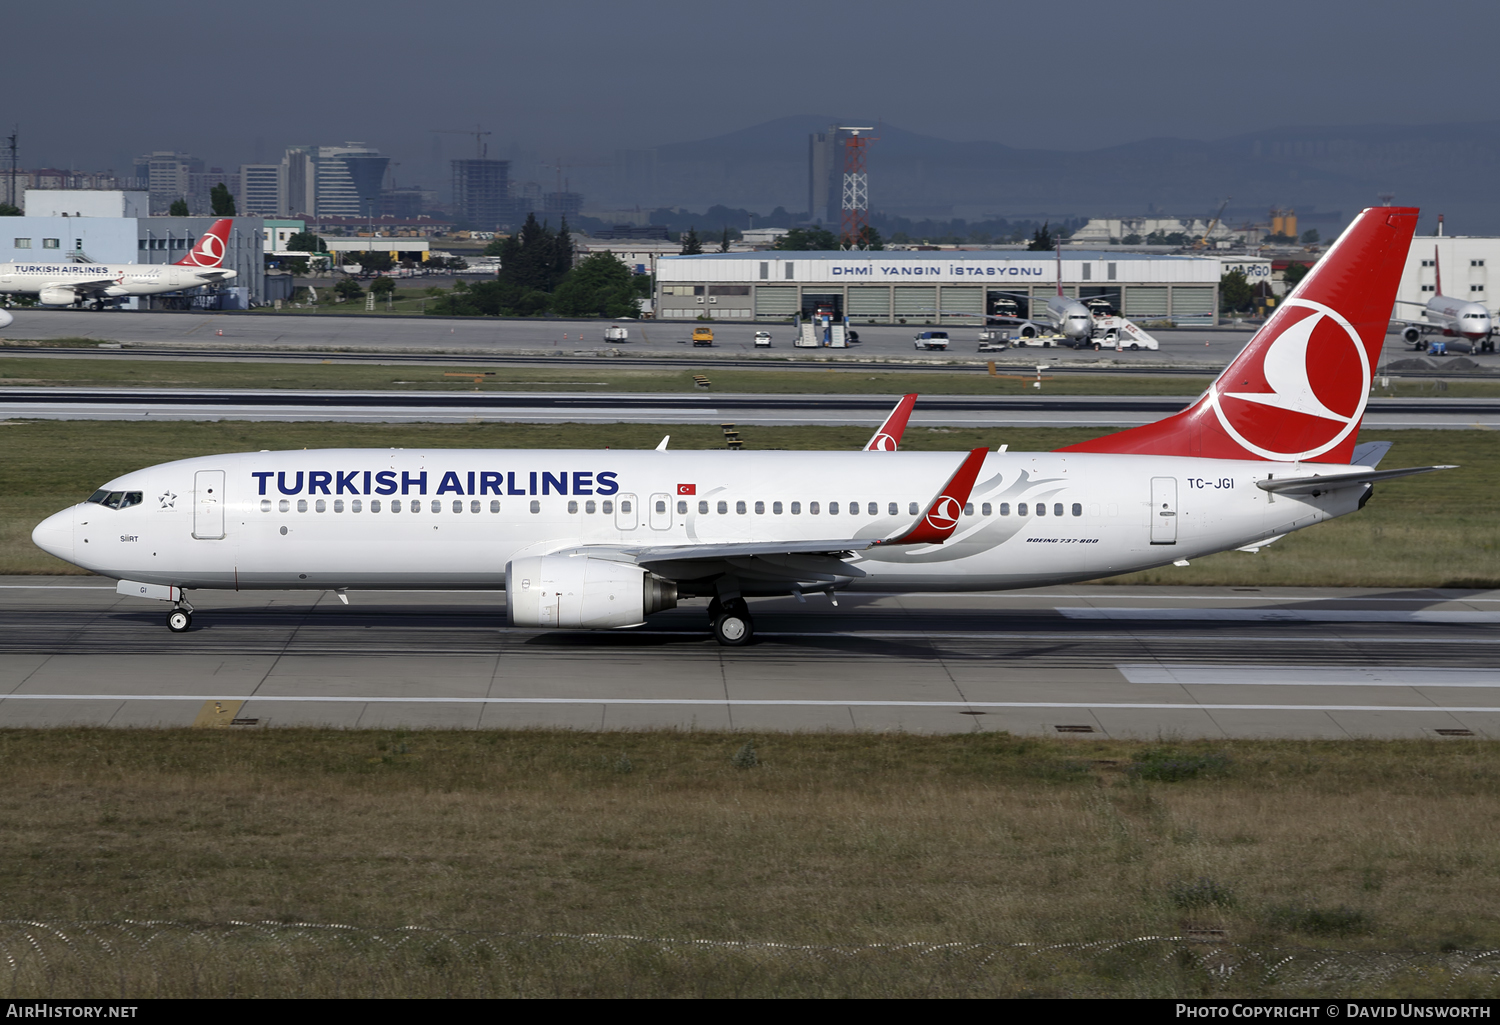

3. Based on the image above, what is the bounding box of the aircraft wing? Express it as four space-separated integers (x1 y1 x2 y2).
1257 464 1456 497
550 447 991 572
41 276 117 292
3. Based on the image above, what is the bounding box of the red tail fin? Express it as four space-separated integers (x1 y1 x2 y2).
175 218 233 268
1059 206 1418 464
864 393 918 451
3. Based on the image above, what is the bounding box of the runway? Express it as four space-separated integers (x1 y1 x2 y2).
3 578 1496 738
1 387 1495 428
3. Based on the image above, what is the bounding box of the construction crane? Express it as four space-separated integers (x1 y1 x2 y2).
436 125 493 159
1194 198 1231 249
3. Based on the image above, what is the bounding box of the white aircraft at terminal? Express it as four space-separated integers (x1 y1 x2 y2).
0 218 236 310
1394 247 1495 352
988 246 1159 350
32 207 1452 645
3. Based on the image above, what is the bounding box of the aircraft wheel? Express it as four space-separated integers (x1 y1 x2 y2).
167 609 192 633
713 610 753 646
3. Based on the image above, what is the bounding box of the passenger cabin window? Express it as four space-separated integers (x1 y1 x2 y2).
888 502 897 515
982 503 992 516
736 500 746 514
908 502 919 515
489 500 500 513
602 500 613 514
717 500 728 514
809 502 820 514
587 500 597 514
261 499 272 512
568 501 579 514
677 500 687 514
698 501 709 514
1018 503 1028 516
1036 503 1046 517
655 499 667 514
829 502 839 515
773 501 783 514
1072 503 1083 517
530 500 541 513
372 499 382 512
999 503 1010 515
353 500 363 512
754 501 765 514
790 502 801 515
963 503 974 516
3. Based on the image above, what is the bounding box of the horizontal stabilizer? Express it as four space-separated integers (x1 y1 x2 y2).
1257 464 1456 496
1349 440 1393 467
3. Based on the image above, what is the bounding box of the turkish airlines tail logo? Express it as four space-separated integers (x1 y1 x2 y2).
1059 206 1420 464
175 218 233 268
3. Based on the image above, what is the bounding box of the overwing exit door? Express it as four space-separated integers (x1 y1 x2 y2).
1150 476 1177 545
193 469 225 539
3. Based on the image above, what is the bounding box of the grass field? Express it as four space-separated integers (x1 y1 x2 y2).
3 355 1500 398
1 419 1494 586
0 729 1497 997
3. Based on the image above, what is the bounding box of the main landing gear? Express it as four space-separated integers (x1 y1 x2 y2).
706 597 754 646
166 595 195 633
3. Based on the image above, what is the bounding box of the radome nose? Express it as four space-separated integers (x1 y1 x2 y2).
31 507 75 562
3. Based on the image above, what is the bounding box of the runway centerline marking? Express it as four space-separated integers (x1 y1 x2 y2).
2 695 1498 713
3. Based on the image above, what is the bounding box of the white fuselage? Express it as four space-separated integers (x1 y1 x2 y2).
1421 295 1491 339
1040 294 1096 341
0 262 236 303
32 448 1365 594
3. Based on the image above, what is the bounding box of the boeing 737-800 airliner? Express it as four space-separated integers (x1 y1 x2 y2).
32 207 1450 645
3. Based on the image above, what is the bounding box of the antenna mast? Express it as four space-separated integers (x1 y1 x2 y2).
4 128 17 210
837 127 876 247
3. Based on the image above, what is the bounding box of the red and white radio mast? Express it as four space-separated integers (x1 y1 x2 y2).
838 127 877 247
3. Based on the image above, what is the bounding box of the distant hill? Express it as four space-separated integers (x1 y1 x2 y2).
580 116 1500 233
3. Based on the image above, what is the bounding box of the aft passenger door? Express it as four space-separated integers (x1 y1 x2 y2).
648 492 672 530
615 493 638 531
1150 476 1177 545
193 469 226 540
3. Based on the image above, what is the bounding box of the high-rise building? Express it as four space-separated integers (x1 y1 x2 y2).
280 143 389 218
135 151 204 214
451 159 510 230
239 164 282 217
543 190 583 226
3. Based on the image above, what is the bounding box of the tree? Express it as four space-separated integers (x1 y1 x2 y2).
1282 262 1311 291
210 182 236 217
855 225 884 251
333 278 364 302
369 276 396 299
773 226 838 251
168 198 189 217
1300 229 1321 245
551 252 640 319
286 231 327 253
1027 222 1054 251
679 226 703 255
719 227 731 253
1121 233 1143 245
552 218 575 281
0 203 19 217
351 250 394 275
1219 269 1253 313
482 235 509 257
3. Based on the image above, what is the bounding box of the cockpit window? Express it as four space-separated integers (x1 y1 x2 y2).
86 490 142 510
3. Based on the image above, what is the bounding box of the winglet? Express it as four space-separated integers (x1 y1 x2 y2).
864 393 918 451
877 447 989 546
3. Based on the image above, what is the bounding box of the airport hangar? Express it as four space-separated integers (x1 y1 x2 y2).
653 250 1233 326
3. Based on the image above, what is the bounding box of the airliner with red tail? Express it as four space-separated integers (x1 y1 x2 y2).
0 218 237 309
30 208 1453 645
1393 247 1495 352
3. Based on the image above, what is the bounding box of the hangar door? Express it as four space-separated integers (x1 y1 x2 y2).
193 469 226 540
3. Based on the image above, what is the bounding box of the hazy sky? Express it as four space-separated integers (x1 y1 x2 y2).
5 0 1495 187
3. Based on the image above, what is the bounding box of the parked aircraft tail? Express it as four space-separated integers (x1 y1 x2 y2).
174 218 233 268
1058 205 1418 464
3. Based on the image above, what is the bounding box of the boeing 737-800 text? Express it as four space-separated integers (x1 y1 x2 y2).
32 207 1450 644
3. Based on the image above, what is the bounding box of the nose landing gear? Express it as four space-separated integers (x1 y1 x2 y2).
166 594 195 633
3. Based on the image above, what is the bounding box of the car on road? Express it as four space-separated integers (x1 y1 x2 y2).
753 331 772 348
692 327 714 347
913 330 949 351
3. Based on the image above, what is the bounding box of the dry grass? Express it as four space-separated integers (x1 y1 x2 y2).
1 419 1493 585
0 730 1498 996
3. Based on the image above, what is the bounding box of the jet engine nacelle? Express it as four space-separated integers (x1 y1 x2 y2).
38 288 77 306
1401 325 1423 345
506 555 677 629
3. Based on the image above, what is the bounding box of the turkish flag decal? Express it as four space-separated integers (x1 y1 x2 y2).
677 484 696 495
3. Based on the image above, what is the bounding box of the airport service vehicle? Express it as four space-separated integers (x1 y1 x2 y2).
0 219 237 310
976 330 1010 352
1394 248 1495 353
691 327 714 346
32 207 1453 646
913 330 949 350
603 325 629 343
1081 314 1160 351
988 245 1113 346
754 331 772 348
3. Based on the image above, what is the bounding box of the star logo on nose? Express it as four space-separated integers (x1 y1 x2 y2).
159 491 177 509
